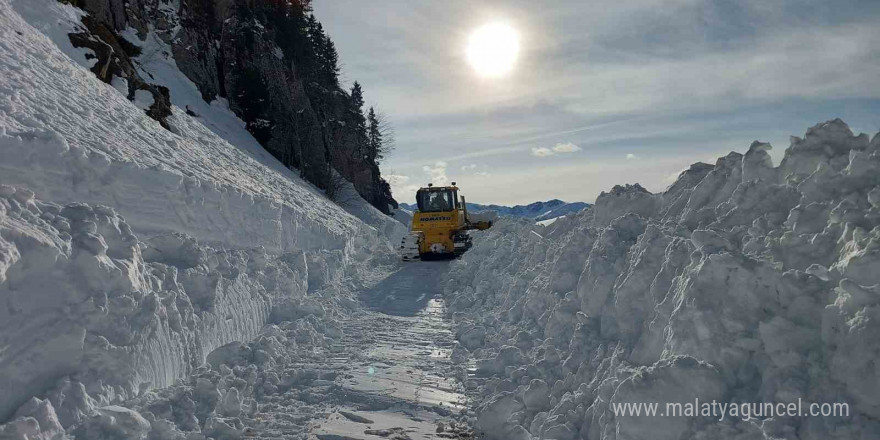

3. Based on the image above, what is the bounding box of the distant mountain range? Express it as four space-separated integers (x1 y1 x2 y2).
399 199 590 221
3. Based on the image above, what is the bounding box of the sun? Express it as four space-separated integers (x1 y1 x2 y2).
466 23 520 78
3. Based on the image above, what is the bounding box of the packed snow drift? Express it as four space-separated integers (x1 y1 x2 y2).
445 120 880 440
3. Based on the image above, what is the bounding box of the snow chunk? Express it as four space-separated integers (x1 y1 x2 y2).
72 406 150 440
110 76 129 97
0 398 66 440
133 89 155 111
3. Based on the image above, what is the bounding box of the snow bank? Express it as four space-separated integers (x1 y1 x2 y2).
0 185 319 423
445 120 880 439
390 207 413 228
0 0 402 430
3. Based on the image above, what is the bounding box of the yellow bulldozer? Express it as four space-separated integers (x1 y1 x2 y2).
399 182 493 261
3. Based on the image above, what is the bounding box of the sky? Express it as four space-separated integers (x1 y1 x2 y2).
312 0 880 205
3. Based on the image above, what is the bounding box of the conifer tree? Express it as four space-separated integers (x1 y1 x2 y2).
350 82 364 112
304 15 323 82
367 106 382 161
349 82 367 145
320 36 340 87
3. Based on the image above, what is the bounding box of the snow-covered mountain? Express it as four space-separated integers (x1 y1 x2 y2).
400 199 590 221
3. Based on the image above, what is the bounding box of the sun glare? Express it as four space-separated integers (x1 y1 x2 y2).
466 23 520 78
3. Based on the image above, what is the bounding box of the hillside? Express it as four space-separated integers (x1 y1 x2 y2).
18 0 396 213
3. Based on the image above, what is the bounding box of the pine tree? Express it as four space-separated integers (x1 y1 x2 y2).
320 36 340 87
302 16 339 90
367 106 382 161
295 0 313 12
304 15 323 83
269 2 312 76
349 82 367 144
350 82 364 112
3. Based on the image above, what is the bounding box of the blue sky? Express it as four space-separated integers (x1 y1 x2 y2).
313 0 880 205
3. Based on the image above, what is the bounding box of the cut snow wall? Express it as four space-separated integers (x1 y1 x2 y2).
446 120 880 440
0 187 311 422
0 129 348 254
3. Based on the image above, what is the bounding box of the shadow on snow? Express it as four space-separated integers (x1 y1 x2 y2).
358 261 451 317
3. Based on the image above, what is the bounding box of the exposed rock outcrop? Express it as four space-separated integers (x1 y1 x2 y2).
63 0 396 212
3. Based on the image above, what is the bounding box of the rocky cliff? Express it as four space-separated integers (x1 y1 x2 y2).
62 0 396 213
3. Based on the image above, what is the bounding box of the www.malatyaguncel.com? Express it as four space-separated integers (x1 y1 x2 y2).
611 399 850 421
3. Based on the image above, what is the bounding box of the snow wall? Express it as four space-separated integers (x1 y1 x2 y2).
446 120 880 440
0 0 404 426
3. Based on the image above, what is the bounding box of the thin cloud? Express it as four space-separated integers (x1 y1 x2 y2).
531 147 554 157
553 142 582 153
626 153 639 160
461 163 491 176
532 143 582 157
386 174 410 185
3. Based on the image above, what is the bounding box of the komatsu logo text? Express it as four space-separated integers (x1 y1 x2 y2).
422 216 452 221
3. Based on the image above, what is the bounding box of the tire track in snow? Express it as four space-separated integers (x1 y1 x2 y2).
245 263 474 439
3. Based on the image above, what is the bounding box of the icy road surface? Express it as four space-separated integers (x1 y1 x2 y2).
255 262 473 440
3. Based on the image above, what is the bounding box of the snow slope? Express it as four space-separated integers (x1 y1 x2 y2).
445 121 880 440
0 0 404 431
1 0 404 253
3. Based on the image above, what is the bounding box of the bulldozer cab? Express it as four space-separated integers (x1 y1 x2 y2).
399 183 491 261
416 186 458 213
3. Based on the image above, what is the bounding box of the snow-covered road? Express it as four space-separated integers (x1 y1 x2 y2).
243 262 473 440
